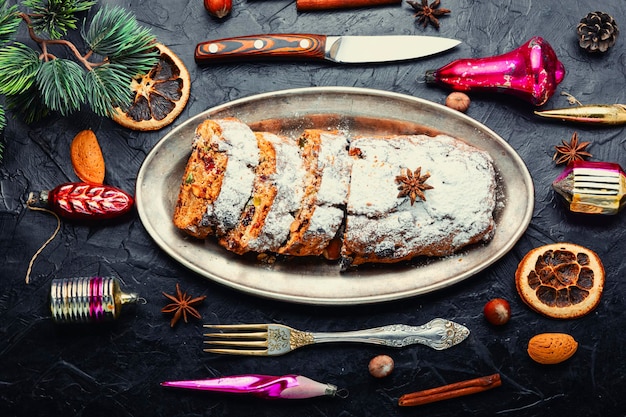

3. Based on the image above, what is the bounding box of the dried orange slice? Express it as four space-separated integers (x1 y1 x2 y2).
70 129 105 184
515 242 604 319
111 43 190 131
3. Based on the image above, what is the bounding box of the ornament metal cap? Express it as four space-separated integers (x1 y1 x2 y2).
50 276 139 324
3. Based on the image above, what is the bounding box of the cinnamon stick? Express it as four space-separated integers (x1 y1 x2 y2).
296 0 401 12
398 373 502 407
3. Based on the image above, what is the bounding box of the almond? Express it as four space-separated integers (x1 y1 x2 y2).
70 129 105 184
527 333 578 365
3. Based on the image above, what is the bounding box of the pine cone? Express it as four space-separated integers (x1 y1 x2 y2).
577 11 619 53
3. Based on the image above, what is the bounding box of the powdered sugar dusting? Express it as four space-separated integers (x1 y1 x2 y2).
298 131 352 252
345 134 496 262
315 131 352 206
304 205 344 242
248 133 307 252
210 119 259 235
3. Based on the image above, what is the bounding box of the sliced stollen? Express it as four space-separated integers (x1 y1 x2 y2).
246 132 308 253
219 132 278 254
278 129 352 257
172 117 259 239
220 131 310 255
341 134 497 267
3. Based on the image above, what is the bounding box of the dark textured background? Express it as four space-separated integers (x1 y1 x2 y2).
1 0 626 416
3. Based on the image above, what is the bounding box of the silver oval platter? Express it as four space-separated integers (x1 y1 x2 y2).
136 87 533 305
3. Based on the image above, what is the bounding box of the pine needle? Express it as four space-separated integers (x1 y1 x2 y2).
36 58 86 115
0 0 20 45
0 43 41 96
23 0 96 39
84 5 158 75
85 63 133 116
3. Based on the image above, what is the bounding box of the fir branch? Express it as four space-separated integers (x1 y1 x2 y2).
85 63 132 116
0 1 158 125
83 5 158 74
108 32 159 76
22 0 96 39
83 6 143 56
0 43 41 95
36 58 86 115
19 12 97 70
0 0 21 46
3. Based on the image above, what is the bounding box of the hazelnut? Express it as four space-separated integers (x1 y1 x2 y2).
204 0 232 18
368 354 394 378
445 92 470 112
483 298 511 326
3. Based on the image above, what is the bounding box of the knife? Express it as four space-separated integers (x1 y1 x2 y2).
194 34 460 64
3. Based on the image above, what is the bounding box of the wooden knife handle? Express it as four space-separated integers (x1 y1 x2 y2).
195 34 327 64
297 0 400 11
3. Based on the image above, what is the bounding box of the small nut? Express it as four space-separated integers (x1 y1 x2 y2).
322 237 342 260
483 298 511 325
204 0 232 18
527 333 578 365
368 354 394 378
191 183 205 198
445 92 471 112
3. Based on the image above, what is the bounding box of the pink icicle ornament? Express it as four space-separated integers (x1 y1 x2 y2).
161 374 347 400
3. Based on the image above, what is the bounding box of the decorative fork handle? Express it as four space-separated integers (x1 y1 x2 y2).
303 318 469 350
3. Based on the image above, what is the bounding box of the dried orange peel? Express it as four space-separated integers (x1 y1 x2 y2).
70 129 105 184
111 43 190 131
515 242 605 319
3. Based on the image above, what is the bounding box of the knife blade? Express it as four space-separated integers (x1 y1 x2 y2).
195 34 460 65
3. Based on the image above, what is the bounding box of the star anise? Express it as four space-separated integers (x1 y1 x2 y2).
407 0 451 29
161 283 206 327
553 132 592 165
396 167 434 205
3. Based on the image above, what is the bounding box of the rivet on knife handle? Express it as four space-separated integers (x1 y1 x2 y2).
195 34 327 64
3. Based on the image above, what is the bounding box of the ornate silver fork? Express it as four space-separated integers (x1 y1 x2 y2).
203 318 470 356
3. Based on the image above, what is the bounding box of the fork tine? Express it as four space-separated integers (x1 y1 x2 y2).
203 340 268 348
203 348 268 356
202 323 291 356
203 324 268 331
204 323 269 353
203 331 268 340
